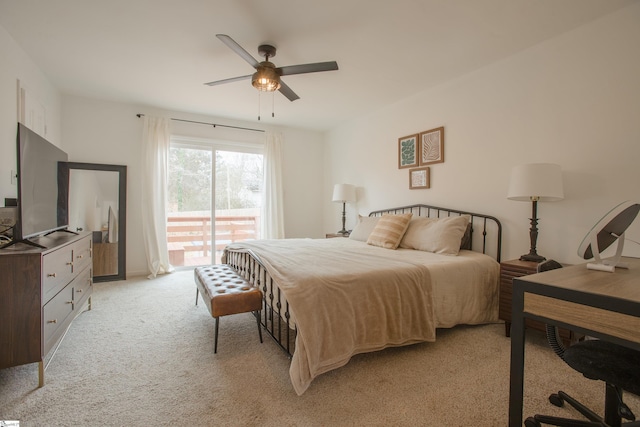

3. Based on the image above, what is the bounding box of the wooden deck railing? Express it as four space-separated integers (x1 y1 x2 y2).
166 215 258 265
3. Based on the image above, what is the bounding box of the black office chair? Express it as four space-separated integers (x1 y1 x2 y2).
525 259 640 427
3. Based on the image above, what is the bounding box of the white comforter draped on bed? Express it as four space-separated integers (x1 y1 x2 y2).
225 238 499 395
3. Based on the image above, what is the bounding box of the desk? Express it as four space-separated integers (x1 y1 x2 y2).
509 257 640 427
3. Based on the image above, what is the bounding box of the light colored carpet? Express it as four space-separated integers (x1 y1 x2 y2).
0 270 637 426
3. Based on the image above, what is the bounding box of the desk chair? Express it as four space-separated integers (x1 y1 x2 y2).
525 259 640 427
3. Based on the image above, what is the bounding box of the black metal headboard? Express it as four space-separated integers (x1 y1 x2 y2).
368 204 502 262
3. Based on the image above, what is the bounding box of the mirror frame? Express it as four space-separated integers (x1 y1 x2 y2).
65 162 127 282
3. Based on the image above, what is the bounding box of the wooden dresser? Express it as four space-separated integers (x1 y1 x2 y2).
500 259 580 345
0 231 93 386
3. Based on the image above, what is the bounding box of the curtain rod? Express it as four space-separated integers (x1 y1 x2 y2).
136 114 264 133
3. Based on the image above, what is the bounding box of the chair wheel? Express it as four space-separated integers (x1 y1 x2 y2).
549 393 564 407
524 417 541 427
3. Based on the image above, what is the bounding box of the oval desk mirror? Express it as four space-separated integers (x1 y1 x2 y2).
577 200 640 272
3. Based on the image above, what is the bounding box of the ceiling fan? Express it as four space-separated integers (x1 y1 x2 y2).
204 34 339 102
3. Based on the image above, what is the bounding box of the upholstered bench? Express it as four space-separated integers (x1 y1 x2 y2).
194 265 263 353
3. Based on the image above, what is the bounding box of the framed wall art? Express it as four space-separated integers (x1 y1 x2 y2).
398 134 419 169
419 127 444 166
409 167 430 189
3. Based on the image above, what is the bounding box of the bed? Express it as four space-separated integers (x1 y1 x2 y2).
222 204 502 395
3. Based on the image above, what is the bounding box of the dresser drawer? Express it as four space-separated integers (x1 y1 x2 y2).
43 285 74 354
499 277 513 321
72 266 92 307
72 236 92 275
42 245 74 302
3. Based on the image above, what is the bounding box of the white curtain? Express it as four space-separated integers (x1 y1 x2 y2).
261 131 285 239
141 116 173 278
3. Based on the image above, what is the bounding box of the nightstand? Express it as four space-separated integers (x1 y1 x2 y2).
500 259 581 345
326 233 349 238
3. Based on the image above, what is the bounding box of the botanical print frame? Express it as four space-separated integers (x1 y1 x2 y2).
398 134 419 169
409 167 430 189
419 127 444 166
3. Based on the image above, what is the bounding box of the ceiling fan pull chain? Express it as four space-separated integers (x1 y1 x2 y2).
272 92 275 118
258 91 261 121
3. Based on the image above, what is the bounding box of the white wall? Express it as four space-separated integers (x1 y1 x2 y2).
0 25 61 204
325 3 640 265
62 95 325 277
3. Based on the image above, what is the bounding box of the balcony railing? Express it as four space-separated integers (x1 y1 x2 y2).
166 214 259 266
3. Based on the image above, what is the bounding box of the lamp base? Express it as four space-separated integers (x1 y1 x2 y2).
519 253 546 263
336 229 349 236
520 200 546 264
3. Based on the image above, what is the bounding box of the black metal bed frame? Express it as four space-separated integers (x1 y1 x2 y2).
223 248 296 355
368 203 502 262
223 203 502 356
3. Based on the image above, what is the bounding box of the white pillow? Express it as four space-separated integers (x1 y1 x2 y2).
349 215 380 242
366 213 413 249
399 215 470 255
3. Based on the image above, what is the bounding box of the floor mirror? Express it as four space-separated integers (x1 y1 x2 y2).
64 162 127 282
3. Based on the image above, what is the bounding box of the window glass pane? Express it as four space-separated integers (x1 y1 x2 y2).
169 147 212 213
167 146 213 267
215 151 262 211
214 151 262 261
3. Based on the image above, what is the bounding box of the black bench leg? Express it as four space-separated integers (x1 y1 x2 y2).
214 316 219 354
255 311 263 343
195 288 199 306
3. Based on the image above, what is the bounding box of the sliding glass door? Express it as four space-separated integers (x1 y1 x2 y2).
167 138 263 266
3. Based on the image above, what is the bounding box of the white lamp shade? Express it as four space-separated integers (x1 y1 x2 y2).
332 184 356 203
507 163 564 202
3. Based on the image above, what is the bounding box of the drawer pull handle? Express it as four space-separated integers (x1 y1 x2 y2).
77 255 83 259
66 301 73 304
47 273 56 278
76 289 82 293
47 319 57 324
66 262 73 266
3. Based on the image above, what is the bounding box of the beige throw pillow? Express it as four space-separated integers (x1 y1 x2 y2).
349 215 380 242
366 213 413 249
399 215 470 255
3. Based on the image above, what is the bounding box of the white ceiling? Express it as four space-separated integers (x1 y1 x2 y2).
0 0 634 132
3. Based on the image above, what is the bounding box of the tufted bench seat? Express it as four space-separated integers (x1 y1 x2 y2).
194 265 263 353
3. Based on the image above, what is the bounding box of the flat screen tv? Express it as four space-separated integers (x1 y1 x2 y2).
8 123 69 247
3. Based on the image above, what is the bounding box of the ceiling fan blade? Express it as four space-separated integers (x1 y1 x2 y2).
279 61 338 76
216 34 259 68
278 80 300 102
204 74 252 86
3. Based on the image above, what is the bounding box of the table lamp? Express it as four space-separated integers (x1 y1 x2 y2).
332 184 356 235
507 163 564 262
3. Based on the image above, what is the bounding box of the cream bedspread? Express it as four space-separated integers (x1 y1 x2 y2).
225 238 499 395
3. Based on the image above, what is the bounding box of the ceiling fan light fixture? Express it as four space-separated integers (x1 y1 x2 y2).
209 35 337 102
251 62 281 92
